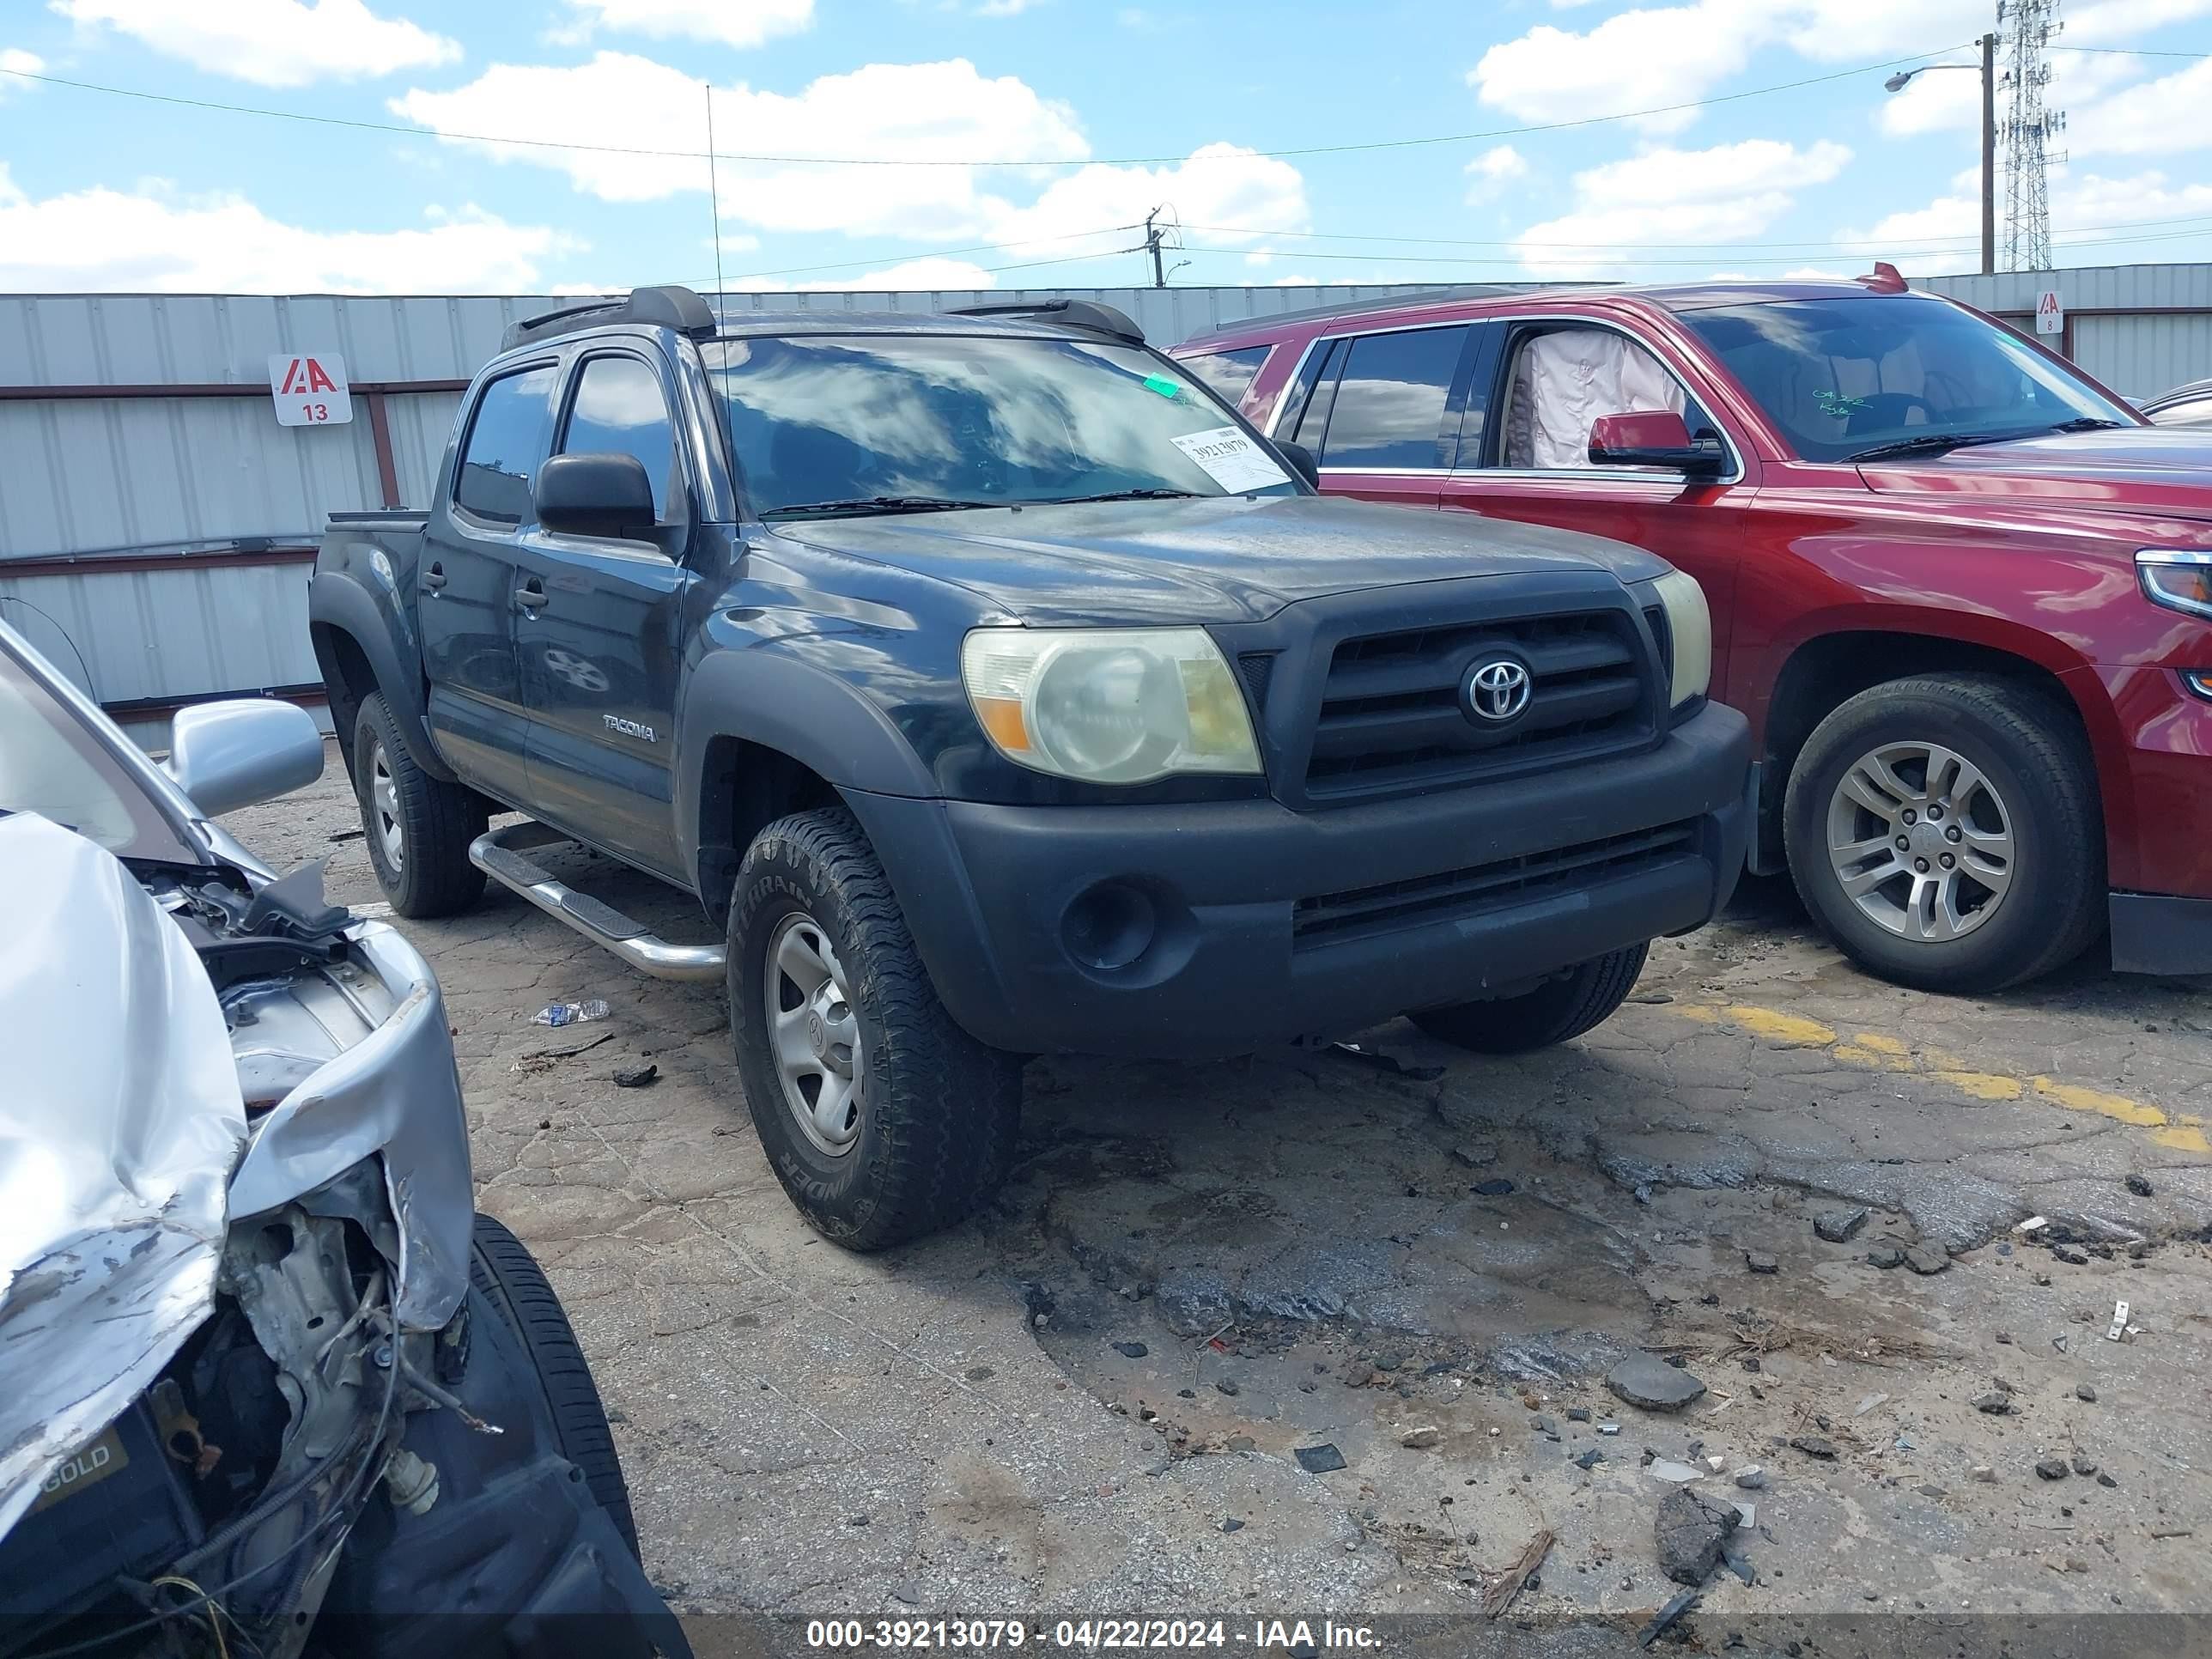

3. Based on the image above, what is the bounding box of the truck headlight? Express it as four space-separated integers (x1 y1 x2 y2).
1650 568 1712 711
2137 549 2212 621
961 627 1263 784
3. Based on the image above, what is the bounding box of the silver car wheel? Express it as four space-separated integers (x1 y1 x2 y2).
1825 739 2016 943
763 912 865 1158
368 738 404 872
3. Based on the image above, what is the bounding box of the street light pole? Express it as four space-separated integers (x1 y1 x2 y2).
1885 33 1999 276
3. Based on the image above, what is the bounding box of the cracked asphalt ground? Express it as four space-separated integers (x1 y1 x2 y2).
226 746 2212 1651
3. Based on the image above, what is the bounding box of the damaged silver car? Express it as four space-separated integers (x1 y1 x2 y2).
0 623 688 1659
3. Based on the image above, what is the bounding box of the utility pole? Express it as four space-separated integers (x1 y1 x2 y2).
1999 0 2065 271
1884 33 1999 276
1980 31 1997 276
1145 206 1167 289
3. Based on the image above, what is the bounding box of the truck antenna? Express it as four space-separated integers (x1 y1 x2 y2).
705 81 727 323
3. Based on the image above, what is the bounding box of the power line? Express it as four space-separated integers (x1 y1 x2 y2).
1178 208 2212 254
1166 221 2212 270
711 222 1143 282
0 45 1974 170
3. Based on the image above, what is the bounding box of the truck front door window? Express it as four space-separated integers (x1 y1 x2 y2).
706 335 1298 516
560 356 679 522
1499 328 1709 471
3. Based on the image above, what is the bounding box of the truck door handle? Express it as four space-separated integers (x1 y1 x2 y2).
514 577 547 611
422 562 447 592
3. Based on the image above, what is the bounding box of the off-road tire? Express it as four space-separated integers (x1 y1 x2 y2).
729 807 1022 1251
1410 943 1650 1054
1784 673 2102 993
468 1212 639 1558
353 692 487 918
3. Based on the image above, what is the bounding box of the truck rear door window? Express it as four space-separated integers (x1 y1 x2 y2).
560 356 678 521
1313 325 1468 469
1181 345 1272 406
455 365 557 523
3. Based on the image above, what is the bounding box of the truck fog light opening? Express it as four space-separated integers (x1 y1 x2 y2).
1062 880 1158 973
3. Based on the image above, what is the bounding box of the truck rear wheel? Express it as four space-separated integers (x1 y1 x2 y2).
1410 944 1649 1054
728 807 1023 1250
1783 673 2103 992
354 692 487 918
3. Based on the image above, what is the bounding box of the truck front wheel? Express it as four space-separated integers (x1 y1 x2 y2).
728 808 1023 1250
353 692 488 918
1410 944 1649 1054
1783 674 2104 992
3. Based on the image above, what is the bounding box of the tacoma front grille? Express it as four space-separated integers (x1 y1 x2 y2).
1299 608 1656 800
1292 822 1699 945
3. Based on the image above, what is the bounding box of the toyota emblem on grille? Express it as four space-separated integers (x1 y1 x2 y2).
1465 656 1533 724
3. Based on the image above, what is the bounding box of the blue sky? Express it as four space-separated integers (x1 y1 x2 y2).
1 0 2209 295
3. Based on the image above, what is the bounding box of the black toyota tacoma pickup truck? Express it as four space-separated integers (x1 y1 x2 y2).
310 284 1750 1249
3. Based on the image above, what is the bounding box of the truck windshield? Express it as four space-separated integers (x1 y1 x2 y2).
704 334 1299 517
1680 296 2134 463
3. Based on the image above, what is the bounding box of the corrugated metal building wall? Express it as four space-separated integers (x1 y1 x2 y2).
0 283 1455 739
1919 264 2212 396
4 266 2209 741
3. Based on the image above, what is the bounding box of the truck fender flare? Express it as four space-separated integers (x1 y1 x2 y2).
674 645 938 881
307 569 459 784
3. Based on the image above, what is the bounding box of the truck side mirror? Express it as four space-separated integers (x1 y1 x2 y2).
1275 439 1322 489
1588 410 1726 476
536 453 658 539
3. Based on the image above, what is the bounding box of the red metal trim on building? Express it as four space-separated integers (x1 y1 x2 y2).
105 684 329 725
2 545 317 579
363 391 404 508
0 378 470 401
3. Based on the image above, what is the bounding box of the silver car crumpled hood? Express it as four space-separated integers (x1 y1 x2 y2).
0 812 247 1542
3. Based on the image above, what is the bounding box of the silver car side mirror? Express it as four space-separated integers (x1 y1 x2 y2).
162 700 325 817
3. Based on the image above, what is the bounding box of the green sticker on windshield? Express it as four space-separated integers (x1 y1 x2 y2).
1142 374 1182 399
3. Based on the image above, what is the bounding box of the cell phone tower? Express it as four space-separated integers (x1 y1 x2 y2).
1998 0 2066 271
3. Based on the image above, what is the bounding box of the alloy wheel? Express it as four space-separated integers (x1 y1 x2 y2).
1825 739 2016 943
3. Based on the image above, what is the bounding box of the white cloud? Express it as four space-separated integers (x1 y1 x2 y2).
2071 57 2212 156
392 52 1090 242
1513 138 1851 276
1463 144 1528 204
792 256 1000 290
987 143 1309 250
0 46 43 97
1836 166 2212 276
1470 1 1770 135
391 52 1306 262
0 165 571 291
2069 0 2212 40
975 0 1044 13
52 0 458 87
558 0 813 48
1468 0 1987 133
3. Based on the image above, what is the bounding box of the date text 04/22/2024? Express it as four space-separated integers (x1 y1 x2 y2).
804 1621 1382 1650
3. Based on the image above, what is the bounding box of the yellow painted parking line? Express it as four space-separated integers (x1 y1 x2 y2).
1662 1002 2211 1156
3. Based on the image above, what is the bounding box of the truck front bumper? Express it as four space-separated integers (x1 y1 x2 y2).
846 701 1751 1059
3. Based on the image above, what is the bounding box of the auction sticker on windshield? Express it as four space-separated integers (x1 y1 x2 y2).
1170 426 1291 493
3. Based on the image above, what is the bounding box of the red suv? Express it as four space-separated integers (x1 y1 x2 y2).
1176 275 2212 992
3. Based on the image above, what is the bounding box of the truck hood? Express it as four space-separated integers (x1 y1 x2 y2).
1860 425 2212 521
771 493 1668 625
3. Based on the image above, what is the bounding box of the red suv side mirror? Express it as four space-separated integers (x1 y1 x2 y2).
1588 410 1726 475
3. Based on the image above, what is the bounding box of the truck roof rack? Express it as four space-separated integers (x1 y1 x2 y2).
501 284 718 351
944 298 1146 345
